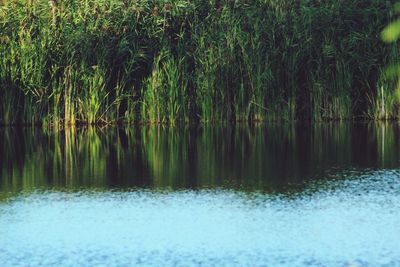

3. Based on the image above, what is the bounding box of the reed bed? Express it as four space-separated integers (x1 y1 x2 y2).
0 0 398 125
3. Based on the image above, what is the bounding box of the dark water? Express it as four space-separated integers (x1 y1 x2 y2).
1 123 400 266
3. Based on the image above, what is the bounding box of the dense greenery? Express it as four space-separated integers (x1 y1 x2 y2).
382 2 400 102
0 0 398 125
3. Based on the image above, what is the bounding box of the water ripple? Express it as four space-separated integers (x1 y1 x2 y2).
1 171 400 266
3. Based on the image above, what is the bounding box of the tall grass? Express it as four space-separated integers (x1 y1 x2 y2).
0 0 398 125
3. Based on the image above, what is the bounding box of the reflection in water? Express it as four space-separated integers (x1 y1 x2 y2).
1 123 400 266
1 123 400 196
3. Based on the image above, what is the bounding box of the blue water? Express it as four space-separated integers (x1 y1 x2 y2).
1 170 400 266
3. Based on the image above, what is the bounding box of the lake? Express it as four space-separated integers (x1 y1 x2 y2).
1 123 400 266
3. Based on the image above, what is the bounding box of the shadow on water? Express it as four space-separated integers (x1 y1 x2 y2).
1 122 400 197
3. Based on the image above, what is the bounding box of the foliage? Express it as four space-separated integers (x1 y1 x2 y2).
378 2 400 119
0 0 398 125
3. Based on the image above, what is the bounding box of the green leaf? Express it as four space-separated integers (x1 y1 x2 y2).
381 20 400 43
384 64 400 78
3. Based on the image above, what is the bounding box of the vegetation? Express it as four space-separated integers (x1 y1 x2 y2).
380 2 400 119
0 0 398 125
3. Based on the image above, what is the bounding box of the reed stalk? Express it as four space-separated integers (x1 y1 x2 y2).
0 0 398 125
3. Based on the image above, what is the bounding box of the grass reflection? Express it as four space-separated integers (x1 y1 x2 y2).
1 123 400 198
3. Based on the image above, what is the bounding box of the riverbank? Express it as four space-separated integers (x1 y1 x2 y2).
0 0 398 126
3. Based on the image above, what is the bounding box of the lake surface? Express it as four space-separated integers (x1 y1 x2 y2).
1 123 400 266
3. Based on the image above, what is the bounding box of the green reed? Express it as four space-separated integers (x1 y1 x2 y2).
0 0 398 125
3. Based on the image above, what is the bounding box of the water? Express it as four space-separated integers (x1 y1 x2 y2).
1 123 400 266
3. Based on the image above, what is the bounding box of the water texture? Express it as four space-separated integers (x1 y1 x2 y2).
0 123 400 266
